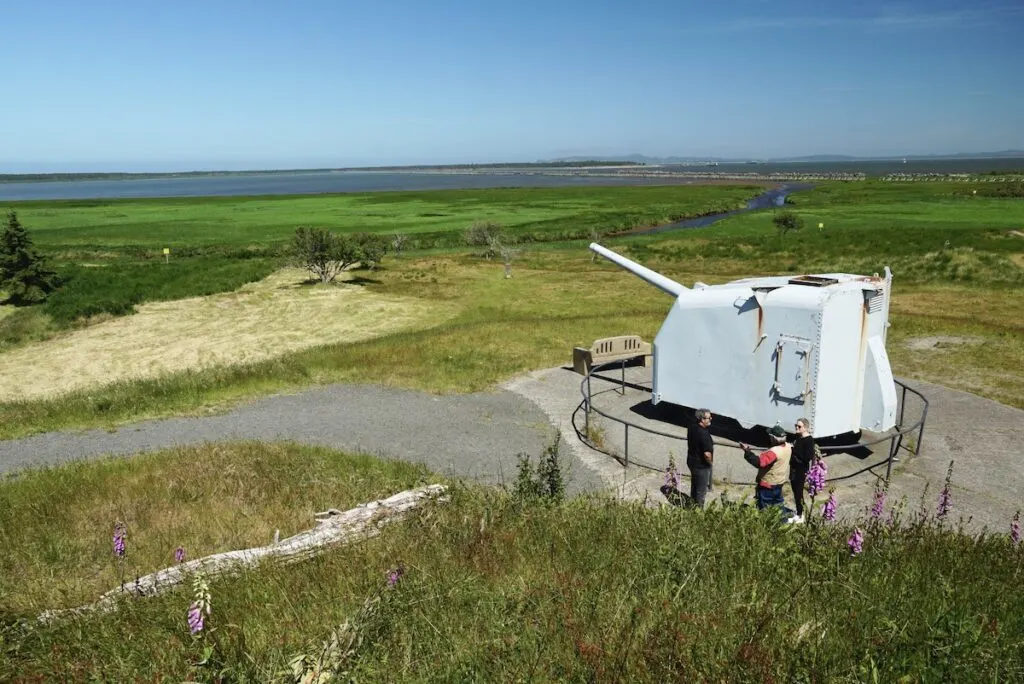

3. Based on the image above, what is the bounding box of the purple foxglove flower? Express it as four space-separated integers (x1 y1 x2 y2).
663 468 676 490
113 523 126 558
175 546 186 563
386 563 405 588
1012 512 1021 546
188 603 204 634
806 458 828 498
936 486 952 520
870 488 886 520
847 528 864 556
822 490 837 521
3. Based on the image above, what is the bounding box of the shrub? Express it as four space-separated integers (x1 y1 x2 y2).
772 210 804 236
293 227 388 282
513 436 565 503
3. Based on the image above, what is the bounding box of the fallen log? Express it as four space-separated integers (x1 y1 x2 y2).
37 484 447 624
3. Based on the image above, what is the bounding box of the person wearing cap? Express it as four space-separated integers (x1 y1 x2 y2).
740 425 792 512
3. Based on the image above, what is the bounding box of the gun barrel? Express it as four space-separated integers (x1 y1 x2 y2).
589 243 687 297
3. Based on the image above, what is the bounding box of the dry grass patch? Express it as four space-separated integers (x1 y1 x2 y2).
0 268 455 401
0 441 433 613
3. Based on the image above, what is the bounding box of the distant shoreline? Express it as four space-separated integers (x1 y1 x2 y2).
0 162 647 184
2 157 1022 185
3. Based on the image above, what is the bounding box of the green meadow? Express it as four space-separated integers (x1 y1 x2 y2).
12 184 760 249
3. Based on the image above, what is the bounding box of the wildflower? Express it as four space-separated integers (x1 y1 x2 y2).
936 461 954 520
113 523 126 558
821 489 837 521
175 546 186 563
187 574 211 635
664 454 680 490
847 528 864 556
386 563 405 589
1012 511 1021 546
187 603 204 634
936 486 952 519
870 487 886 520
806 458 828 498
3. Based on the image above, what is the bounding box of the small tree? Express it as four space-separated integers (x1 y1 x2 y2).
464 220 504 259
0 211 59 306
293 226 362 284
391 233 408 258
773 210 804 237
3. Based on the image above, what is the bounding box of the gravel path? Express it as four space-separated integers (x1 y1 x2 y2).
0 383 609 495
1 369 1020 534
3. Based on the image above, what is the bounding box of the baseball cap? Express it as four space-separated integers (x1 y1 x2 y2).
769 425 787 439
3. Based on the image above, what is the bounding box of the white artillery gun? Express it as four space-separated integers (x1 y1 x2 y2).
589 243 897 439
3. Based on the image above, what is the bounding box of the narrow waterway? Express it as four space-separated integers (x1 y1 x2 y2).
626 182 814 235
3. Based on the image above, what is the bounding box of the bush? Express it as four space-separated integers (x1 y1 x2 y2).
772 210 804 236
513 436 565 503
294 227 388 282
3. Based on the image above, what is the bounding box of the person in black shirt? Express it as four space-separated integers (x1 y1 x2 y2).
686 408 714 507
790 417 816 523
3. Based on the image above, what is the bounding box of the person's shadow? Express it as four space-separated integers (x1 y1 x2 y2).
660 485 691 507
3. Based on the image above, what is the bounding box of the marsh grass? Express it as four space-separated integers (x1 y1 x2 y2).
11 185 762 249
3 466 1022 681
0 442 432 613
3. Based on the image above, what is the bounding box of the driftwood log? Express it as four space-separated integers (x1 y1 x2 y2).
38 484 447 624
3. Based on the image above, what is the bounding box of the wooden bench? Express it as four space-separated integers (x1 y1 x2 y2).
573 335 652 375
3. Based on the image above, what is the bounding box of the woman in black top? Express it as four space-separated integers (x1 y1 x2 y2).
790 417 816 522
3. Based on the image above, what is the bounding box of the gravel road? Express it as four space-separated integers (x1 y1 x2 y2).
0 383 609 495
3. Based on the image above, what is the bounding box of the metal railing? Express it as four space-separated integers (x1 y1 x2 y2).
575 359 929 486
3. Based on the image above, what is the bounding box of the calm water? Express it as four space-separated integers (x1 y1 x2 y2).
662 158 1024 176
1 158 1020 202
0 172 724 202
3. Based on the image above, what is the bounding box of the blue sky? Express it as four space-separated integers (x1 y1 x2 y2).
2 0 1022 171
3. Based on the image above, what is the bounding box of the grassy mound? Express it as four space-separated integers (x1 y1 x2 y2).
2 446 1021 680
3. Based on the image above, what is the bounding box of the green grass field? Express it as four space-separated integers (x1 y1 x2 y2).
9 185 761 250
0 185 761 339
2 443 1021 681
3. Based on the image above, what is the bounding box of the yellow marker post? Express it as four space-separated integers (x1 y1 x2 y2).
163 247 170 264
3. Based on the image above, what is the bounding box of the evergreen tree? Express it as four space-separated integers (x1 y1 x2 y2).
0 211 59 306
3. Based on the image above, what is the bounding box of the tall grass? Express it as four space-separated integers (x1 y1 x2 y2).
3 452 1021 681
0 442 432 614
44 255 280 324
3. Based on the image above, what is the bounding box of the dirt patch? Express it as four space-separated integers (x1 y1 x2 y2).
0 269 454 401
904 335 986 351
